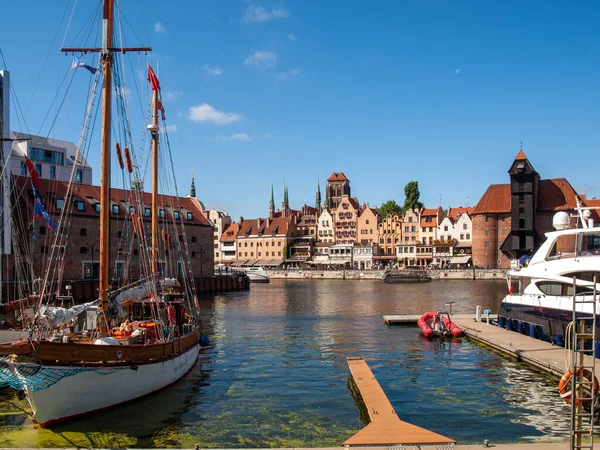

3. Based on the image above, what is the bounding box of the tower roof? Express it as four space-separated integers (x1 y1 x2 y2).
327 172 349 182
514 149 527 161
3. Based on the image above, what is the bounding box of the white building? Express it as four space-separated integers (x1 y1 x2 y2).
11 131 92 184
317 209 334 243
353 243 374 269
396 243 417 267
203 207 231 264
312 242 353 268
438 216 454 242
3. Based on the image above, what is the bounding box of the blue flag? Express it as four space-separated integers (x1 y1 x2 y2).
34 200 57 231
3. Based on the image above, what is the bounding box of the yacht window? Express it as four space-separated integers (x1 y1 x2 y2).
536 282 563 296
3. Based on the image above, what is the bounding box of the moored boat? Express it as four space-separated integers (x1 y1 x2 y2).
417 311 464 338
0 1 209 426
382 269 431 283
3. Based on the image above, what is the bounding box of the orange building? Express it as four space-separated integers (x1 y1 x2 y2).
357 203 381 246
332 195 359 244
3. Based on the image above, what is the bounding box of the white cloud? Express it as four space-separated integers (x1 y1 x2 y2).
244 51 278 69
187 103 243 125
154 22 167 33
275 68 300 81
243 5 289 23
215 133 252 142
288 33 297 41
165 124 178 132
162 90 182 102
204 65 224 76
455 68 461 74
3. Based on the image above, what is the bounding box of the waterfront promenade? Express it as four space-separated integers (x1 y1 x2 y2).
266 268 506 280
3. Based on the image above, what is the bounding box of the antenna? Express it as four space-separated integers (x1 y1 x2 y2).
438 193 443 207
466 197 470 207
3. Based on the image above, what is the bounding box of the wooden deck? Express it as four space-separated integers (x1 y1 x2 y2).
343 357 455 447
383 313 497 325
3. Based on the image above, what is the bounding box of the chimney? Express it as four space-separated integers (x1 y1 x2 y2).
266 217 271 227
239 216 244 223
257 218 261 228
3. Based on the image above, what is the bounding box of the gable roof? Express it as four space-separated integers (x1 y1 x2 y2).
237 217 292 237
327 172 349 182
472 178 580 214
448 207 473 220
220 223 240 242
514 149 527 161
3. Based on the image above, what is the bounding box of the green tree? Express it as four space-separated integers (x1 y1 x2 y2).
402 181 423 214
377 199 402 218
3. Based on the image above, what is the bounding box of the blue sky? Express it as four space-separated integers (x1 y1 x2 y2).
1 1 599 219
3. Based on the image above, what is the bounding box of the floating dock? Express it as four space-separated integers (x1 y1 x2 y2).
343 356 455 447
383 313 497 325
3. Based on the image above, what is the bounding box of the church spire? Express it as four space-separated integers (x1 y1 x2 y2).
269 181 275 218
316 179 321 210
282 179 289 218
189 171 196 198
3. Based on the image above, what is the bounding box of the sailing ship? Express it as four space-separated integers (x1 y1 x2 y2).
0 1 208 426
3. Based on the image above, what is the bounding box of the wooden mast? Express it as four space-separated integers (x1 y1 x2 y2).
99 0 114 311
60 1 150 317
151 88 159 277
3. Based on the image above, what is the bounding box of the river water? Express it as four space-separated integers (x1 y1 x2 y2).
0 279 572 447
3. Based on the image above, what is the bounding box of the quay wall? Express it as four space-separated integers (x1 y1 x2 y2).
267 269 506 280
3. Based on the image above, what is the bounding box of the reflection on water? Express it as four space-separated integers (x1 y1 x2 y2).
0 279 573 447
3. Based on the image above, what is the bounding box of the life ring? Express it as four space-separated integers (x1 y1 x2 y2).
558 368 599 405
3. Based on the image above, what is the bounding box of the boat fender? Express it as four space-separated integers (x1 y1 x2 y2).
116 350 123 360
558 368 599 405
200 333 210 347
124 146 133 173
115 142 124 169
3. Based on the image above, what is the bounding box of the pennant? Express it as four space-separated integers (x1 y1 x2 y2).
34 200 57 231
25 157 40 190
72 57 98 74
157 100 166 121
147 64 160 91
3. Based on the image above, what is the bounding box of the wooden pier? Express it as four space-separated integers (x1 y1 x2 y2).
343 356 455 447
384 313 497 325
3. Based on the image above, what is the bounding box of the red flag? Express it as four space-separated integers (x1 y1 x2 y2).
25 157 40 190
157 100 166 121
147 64 160 91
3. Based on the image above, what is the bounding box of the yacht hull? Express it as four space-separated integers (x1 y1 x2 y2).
22 343 200 427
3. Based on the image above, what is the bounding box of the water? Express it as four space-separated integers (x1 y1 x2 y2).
0 279 571 447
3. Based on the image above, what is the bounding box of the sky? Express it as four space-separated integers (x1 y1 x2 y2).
1 0 599 219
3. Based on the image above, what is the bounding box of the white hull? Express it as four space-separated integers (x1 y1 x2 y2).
24 344 200 426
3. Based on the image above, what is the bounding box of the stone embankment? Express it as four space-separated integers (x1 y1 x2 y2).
267 269 506 280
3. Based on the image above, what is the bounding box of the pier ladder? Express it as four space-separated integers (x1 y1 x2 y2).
570 275 598 450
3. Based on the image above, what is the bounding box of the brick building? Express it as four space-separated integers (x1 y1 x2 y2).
9 176 214 285
471 150 580 268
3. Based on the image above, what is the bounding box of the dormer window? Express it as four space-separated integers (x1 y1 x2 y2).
75 200 85 211
112 204 119 214
159 209 165 219
186 212 193 220
95 203 101 213
144 207 151 217
129 205 135 213
174 210 180 220
56 198 64 210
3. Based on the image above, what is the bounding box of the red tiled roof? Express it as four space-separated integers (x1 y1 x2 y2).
327 172 349 182
472 178 580 214
448 207 473 220
237 217 291 237
220 223 239 242
514 149 527 161
13 176 210 225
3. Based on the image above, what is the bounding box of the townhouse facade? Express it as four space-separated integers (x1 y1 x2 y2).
357 204 380 246
332 195 359 244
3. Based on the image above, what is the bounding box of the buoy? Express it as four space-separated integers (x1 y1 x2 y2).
200 333 210 347
558 368 599 405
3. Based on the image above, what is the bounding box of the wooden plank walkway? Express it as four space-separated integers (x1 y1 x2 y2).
343 357 455 447
384 313 497 325
452 317 600 379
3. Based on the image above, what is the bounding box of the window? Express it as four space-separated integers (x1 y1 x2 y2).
466 233 471 239
278 241 281 246
83 262 99 279
484 241 491 248
49 166 56 180
409 217 413 223
278 251 281 256
29 147 64 165
191 236 197 243
192 251 196 258
56 198 64 210
76 169 82 183
405 226 409 232
39 226 46 235
187 212 193 220
110 204 118 214
411 226 416 232
463 223 467 230
174 210 180 220
95 203 101 213
35 164 42 177
460 233 464 240
485 216 489 222
80 228 87 237
75 200 85 211
115 261 124 280
144 207 151 217
485 229 489 236
159 209 165 219
20 162 27 175
366 219 369 225
129 205 135 213
444 226 448 231
117 231 123 238
214 243 218 249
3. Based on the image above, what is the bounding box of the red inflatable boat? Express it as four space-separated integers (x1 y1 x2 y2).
417 311 464 338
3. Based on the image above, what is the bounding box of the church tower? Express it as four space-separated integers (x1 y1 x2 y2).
281 181 289 218
269 182 275 219
189 172 196 198
315 180 322 211
327 172 350 209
